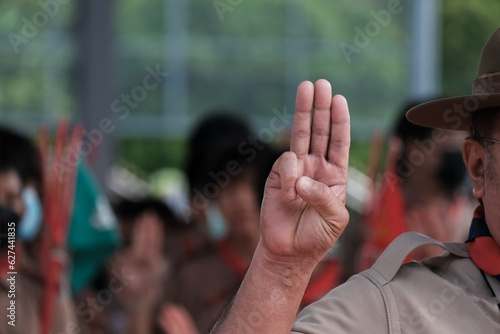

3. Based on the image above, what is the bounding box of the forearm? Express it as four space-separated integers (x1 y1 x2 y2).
211 243 316 334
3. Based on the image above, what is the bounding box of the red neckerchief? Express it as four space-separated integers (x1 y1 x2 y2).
216 238 248 279
301 259 341 308
466 205 500 280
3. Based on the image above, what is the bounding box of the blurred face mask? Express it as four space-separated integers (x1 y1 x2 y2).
205 203 228 240
18 187 43 241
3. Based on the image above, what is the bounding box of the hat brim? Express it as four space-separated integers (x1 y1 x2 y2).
406 94 500 130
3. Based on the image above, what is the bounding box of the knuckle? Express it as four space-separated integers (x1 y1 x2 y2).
329 138 350 148
293 129 310 139
312 127 330 138
266 171 280 186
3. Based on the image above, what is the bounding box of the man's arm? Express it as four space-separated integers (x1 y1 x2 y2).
211 79 351 334
211 243 318 333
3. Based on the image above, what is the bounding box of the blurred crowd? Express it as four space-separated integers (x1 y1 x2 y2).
0 103 475 334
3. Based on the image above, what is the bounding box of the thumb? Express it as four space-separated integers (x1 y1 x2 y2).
296 176 349 227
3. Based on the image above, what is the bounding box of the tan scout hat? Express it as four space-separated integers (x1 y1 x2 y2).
407 27 500 130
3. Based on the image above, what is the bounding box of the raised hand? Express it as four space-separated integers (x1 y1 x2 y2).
260 79 350 263
111 213 168 307
209 80 351 334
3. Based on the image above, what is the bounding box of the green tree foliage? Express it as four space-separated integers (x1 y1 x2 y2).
442 0 500 96
1 0 498 175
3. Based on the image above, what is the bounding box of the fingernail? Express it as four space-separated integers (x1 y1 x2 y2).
300 177 313 193
287 188 296 198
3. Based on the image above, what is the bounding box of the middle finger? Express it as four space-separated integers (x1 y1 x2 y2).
310 79 332 156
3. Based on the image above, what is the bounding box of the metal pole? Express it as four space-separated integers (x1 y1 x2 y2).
409 0 442 100
75 0 115 187
164 0 189 134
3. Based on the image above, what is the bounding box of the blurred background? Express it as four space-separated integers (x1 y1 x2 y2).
1 1 499 333
1 0 498 193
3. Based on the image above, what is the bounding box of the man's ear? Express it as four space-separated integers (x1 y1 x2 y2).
463 138 486 199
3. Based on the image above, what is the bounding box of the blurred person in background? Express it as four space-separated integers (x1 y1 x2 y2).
76 197 183 334
162 140 272 334
184 113 253 242
357 101 472 271
0 125 77 333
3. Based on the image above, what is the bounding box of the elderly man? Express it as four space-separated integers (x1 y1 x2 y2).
211 27 500 333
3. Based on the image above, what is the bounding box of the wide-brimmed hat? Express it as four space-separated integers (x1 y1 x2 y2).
407 27 500 130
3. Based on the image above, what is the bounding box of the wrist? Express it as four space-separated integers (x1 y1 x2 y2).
216 243 316 333
251 242 317 290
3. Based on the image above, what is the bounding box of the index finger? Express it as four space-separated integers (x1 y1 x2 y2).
327 95 350 172
290 81 314 156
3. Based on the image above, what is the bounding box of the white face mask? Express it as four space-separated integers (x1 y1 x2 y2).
205 203 228 240
18 187 43 241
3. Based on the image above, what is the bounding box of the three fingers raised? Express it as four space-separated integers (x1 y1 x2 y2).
290 80 350 166
276 79 350 201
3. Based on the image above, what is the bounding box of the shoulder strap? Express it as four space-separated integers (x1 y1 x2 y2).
360 232 470 334
371 231 469 284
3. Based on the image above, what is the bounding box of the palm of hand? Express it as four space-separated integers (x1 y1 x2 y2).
260 80 350 261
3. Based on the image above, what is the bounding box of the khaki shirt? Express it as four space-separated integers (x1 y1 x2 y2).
292 232 500 333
